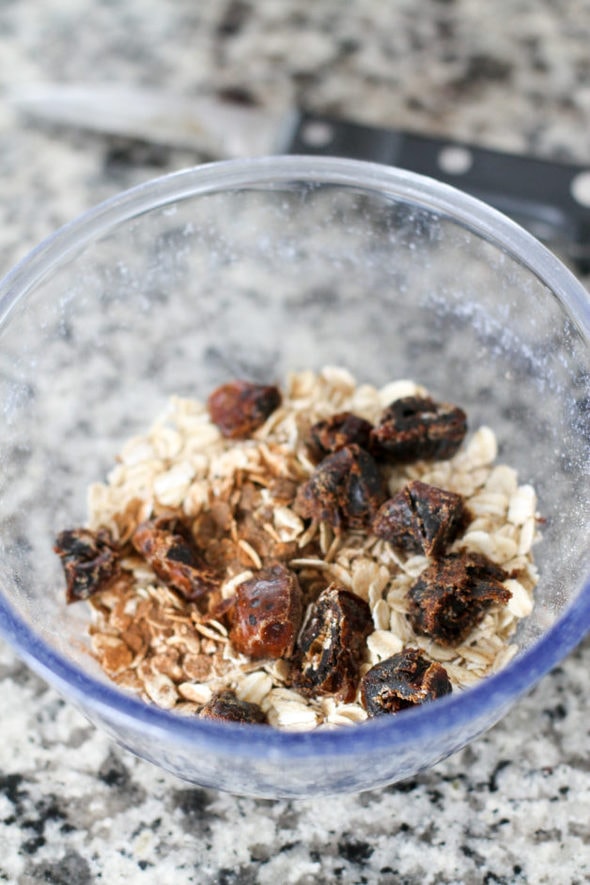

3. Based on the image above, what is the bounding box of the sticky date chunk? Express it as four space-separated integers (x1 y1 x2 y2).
373 480 468 556
230 564 303 659
310 412 373 456
295 444 386 529
361 648 452 716
132 517 218 602
408 552 511 646
371 396 467 462
207 380 282 439
199 690 267 725
54 527 120 603
292 585 373 702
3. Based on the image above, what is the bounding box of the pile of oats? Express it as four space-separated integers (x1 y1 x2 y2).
84 367 539 730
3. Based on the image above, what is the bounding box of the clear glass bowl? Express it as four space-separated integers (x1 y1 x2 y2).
0 156 588 798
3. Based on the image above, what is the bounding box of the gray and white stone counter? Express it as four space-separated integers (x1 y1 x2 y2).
0 2 588 882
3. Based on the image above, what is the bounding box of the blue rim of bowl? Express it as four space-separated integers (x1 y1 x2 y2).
0 155 588 759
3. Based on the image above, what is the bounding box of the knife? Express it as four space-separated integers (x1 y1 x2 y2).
9 82 590 271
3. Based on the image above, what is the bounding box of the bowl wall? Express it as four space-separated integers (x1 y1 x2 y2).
0 158 588 796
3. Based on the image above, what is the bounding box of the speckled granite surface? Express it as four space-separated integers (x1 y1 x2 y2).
0 1 588 883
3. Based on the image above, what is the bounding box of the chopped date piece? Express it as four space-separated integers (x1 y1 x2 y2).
54 527 121 603
199 690 267 725
291 584 373 702
310 411 373 457
207 380 282 438
361 648 452 716
294 444 386 529
132 517 218 602
372 480 468 556
371 396 467 462
408 552 511 646
230 564 303 659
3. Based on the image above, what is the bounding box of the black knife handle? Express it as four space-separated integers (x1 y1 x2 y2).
287 112 590 271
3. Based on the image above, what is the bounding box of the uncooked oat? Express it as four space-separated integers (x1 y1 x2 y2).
70 368 540 729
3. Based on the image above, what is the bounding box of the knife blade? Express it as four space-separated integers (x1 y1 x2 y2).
7 83 297 157
8 82 590 270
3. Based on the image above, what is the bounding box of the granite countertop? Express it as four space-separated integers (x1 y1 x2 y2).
0 1 589 883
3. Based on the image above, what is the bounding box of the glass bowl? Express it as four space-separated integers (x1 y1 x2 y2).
0 156 588 798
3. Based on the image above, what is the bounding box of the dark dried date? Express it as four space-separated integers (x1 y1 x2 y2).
199 690 267 725
371 396 467 462
54 527 121 603
132 517 218 602
207 380 282 439
230 564 303 659
294 444 386 529
360 647 452 716
372 480 468 556
408 552 511 646
291 584 373 702
310 412 373 456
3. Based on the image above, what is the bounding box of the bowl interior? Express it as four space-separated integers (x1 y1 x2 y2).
0 159 588 751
